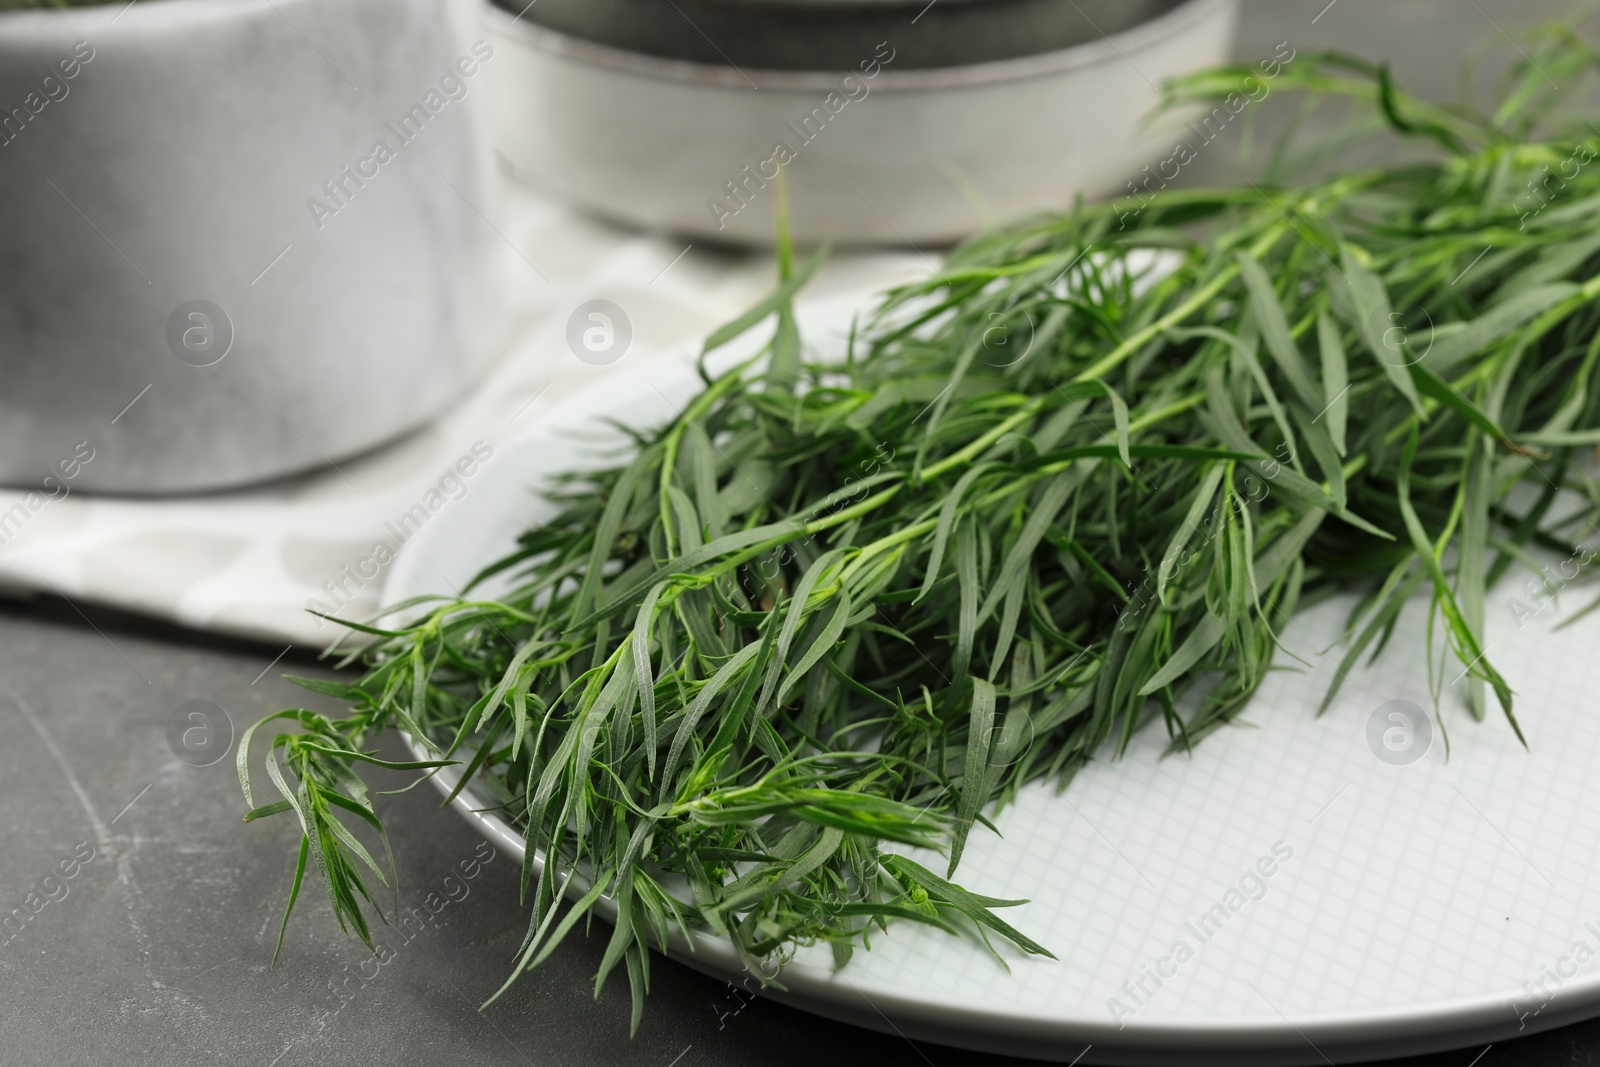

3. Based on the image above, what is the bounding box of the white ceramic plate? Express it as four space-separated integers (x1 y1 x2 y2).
390 301 1600 1064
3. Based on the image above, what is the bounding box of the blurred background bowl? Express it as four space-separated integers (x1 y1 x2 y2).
0 0 502 494
502 0 1178 70
489 0 1238 244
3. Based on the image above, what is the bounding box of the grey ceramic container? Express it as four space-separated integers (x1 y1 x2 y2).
0 0 503 493
503 0 1176 70
488 0 1239 245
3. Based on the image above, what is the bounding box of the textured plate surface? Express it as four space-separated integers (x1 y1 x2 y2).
389 302 1600 1064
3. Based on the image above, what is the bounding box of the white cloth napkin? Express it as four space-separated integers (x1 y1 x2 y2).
0 178 924 648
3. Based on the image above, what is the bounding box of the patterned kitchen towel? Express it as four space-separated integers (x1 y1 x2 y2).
0 179 924 648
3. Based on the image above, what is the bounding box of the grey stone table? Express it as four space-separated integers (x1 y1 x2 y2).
3 2 1596 1064
0 598 1595 1067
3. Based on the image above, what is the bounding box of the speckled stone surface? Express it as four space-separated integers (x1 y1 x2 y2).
5 592 1600 1066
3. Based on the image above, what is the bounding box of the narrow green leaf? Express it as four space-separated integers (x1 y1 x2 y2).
949 678 996 876
1338 247 1426 416
702 246 828 355
1138 611 1227 696
1237 251 1321 409
1316 310 1348 454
